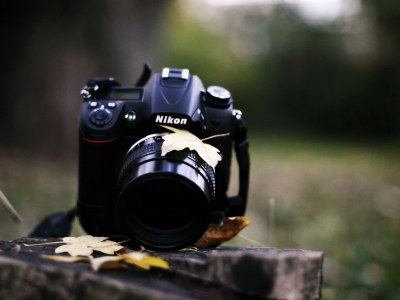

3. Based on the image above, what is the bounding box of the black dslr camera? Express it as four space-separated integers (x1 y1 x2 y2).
77 64 250 251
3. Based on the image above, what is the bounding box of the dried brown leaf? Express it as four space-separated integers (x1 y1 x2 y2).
194 217 251 248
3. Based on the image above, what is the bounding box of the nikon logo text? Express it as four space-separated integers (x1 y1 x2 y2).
155 115 187 125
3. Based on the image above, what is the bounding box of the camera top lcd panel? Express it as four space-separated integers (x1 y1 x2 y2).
97 88 142 101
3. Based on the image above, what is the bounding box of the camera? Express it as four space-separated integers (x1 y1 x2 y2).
77 63 250 251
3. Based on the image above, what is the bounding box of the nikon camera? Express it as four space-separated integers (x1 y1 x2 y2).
77 64 250 251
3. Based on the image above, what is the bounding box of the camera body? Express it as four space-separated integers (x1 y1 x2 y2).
77 65 249 251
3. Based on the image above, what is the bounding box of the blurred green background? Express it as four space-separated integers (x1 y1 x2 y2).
1 0 400 299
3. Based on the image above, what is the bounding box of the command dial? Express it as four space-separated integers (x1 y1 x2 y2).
205 86 232 106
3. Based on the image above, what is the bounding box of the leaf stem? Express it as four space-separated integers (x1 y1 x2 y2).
238 234 270 248
201 133 229 142
23 241 65 247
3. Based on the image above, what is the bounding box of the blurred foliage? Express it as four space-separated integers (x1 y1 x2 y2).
0 0 169 159
163 1 400 138
162 1 400 299
225 135 400 299
1 1 400 300
162 2 262 118
0 150 81 239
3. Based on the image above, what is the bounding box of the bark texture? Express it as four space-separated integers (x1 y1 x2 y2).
0 238 323 300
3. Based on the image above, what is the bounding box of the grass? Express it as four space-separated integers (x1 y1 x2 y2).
0 150 83 239
1 135 400 299
227 134 400 300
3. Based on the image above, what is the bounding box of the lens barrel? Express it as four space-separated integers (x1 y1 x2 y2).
117 134 215 251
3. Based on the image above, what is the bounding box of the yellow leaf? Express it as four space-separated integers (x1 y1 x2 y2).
160 125 223 168
123 253 169 270
90 256 123 271
140 256 169 269
41 255 90 263
194 217 251 248
124 253 150 270
43 250 169 273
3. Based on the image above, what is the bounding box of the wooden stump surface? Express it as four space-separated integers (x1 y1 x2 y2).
0 238 323 300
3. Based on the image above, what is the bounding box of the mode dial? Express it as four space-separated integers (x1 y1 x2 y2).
205 86 232 107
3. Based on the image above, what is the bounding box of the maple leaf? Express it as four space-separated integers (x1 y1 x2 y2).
90 240 126 255
194 217 251 248
62 235 107 244
160 125 226 168
55 235 124 257
55 242 94 257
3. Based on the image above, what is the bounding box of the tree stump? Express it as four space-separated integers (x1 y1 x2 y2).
0 238 323 300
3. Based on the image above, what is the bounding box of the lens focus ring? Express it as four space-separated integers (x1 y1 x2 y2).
118 135 216 200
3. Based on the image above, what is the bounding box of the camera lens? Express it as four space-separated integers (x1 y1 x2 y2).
117 134 215 251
